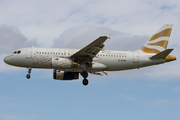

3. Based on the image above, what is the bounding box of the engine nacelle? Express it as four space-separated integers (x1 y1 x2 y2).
53 70 79 80
52 58 78 69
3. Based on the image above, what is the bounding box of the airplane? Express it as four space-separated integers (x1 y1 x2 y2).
4 24 176 86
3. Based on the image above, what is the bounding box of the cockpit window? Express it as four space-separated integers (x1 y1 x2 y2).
13 50 21 54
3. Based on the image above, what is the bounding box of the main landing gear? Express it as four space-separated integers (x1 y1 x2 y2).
81 71 89 86
26 67 32 79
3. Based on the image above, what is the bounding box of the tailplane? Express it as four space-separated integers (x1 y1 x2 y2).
150 49 176 61
139 24 173 54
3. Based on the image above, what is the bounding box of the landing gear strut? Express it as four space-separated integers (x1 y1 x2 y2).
81 71 89 86
26 67 32 79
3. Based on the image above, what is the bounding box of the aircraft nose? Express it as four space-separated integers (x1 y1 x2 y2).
4 56 12 64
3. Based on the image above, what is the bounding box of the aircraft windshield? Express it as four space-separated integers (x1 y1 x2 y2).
13 50 21 54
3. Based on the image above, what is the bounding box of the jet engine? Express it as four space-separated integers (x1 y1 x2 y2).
53 69 79 80
51 58 78 68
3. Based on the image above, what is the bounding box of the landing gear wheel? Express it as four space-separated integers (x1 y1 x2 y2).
26 67 32 79
26 74 30 79
81 71 88 78
82 79 88 86
81 71 89 85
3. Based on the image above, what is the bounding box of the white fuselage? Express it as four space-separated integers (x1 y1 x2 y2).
4 47 166 72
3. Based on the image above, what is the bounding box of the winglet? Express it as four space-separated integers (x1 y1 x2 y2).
107 34 112 39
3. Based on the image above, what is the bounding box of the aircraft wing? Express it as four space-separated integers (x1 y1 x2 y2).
70 36 109 62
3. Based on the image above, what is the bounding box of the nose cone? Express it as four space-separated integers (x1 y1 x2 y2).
4 55 12 65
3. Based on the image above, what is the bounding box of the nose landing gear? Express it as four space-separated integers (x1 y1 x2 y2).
26 67 32 79
81 71 89 86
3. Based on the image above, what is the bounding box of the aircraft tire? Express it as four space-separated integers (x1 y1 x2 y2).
82 79 88 86
81 71 88 78
26 74 30 79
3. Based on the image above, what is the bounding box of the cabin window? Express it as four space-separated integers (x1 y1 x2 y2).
39 52 41 54
111 55 113 57
122 55 124 57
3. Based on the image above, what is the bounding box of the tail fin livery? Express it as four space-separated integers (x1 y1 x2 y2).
139 24 173 54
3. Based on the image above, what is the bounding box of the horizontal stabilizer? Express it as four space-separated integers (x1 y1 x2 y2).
150 49 174 59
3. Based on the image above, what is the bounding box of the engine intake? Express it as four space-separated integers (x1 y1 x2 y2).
53 70 79 80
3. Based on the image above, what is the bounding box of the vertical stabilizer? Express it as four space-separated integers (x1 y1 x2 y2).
139 24 173 54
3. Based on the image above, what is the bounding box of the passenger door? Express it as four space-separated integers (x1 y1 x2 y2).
133 52 139 63
26 48 32 58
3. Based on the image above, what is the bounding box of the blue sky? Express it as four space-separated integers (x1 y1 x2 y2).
1 69 180 120
0 0 180 120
